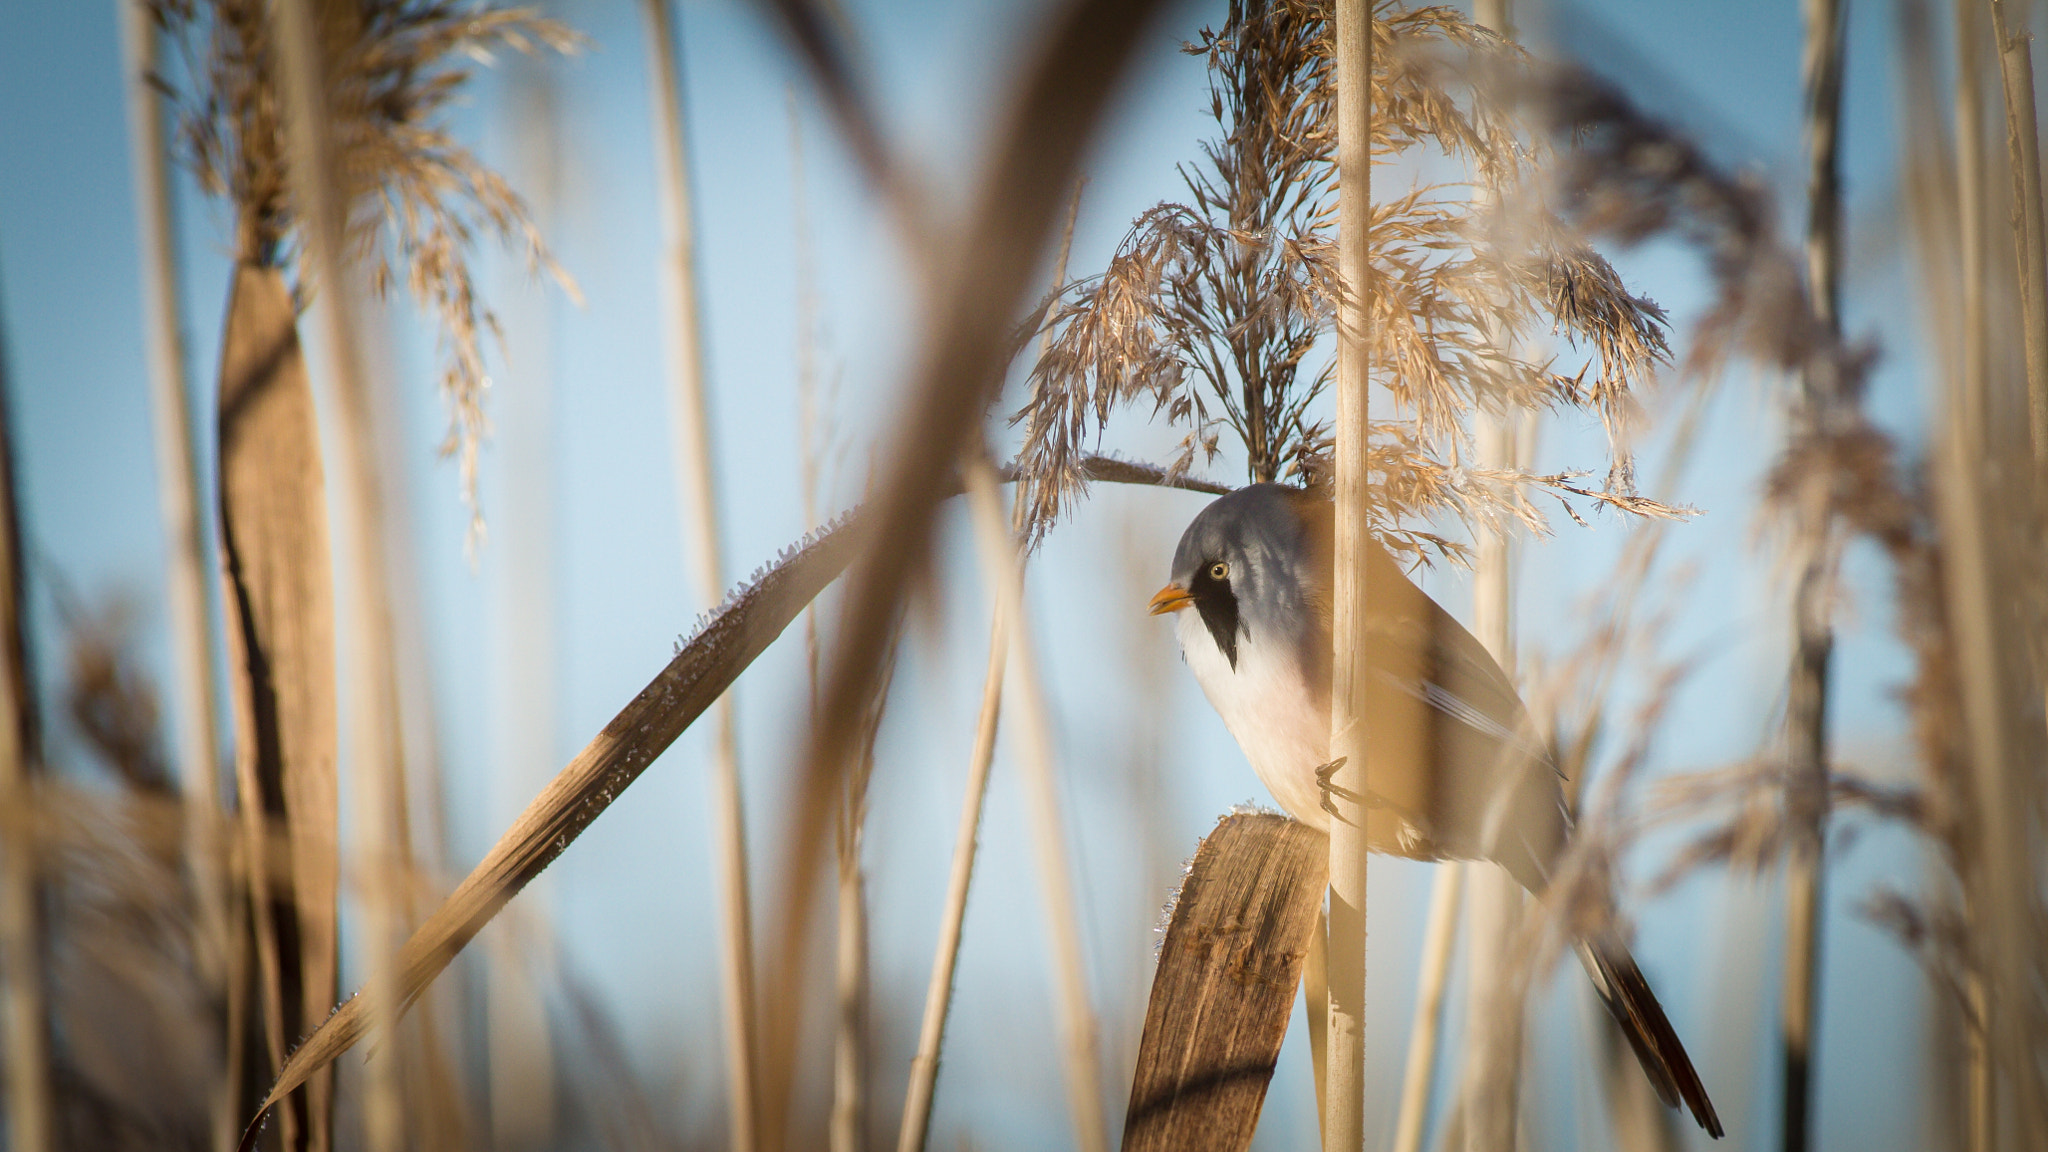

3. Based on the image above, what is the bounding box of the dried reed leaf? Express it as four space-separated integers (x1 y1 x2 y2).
236 515 864 1150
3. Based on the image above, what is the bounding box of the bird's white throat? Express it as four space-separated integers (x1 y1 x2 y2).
1174 607 1332 831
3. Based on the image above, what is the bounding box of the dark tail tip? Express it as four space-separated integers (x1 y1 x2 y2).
1578 937 1725 1139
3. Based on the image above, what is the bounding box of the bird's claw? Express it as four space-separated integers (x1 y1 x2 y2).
1315 756 1353 819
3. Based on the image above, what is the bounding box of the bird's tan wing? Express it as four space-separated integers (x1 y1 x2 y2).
1288 489 1565 888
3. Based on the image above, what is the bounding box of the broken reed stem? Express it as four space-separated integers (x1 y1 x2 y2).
1782 3 1845 1152
1987 0 2048 496
114 4 233 1147
895 600 1007 1152
1326 1 1373 1148
640 5 762 1151
963 458 1109 1152
273 1 408 1147
1391 865 1463 1152
0 261 48 1152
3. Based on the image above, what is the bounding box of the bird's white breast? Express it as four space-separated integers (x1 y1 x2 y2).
1175 608 1332 831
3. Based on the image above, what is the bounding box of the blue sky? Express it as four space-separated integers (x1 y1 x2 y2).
0 1 1968 1148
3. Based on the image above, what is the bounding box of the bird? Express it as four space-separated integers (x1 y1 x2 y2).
1149 482 1722 1138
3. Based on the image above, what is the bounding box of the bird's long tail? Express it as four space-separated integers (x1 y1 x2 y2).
1575 936 1724 1139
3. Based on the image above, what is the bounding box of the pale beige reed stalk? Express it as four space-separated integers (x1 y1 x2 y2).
963 457 1109 1152
114 4 231 1147
640 5 762 1151
1455 4 1527 1149
1391 862 1463 1152
1948 3 1995 1144
1326 2 1373 1149
271 2 408 1146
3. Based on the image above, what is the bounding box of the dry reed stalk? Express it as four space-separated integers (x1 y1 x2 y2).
1459 4 1524 1139
1944 12 2048 1131
1948 5 1997 1145
639 5 762 1150
832 844 868 1152
895 604 1005 1152
832 633 896 1152
1459 412 1525 1152
1325 1 1373 1148
0 287 48 1152
1780 3 1846 1150
479 64 565 1147
1390 861 1461 1152
114 4 232 1146
1929 274 2028 1152
271 2 407 1147
963 457 1108 1152
1986 0 2048 493
754 4 1166 1146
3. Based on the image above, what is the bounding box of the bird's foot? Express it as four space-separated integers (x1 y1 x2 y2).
1314 757 1358 819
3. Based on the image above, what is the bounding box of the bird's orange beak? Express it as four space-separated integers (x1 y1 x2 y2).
1148 583 1194 616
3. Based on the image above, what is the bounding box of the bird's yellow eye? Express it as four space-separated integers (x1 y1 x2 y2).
1209 561 1228 581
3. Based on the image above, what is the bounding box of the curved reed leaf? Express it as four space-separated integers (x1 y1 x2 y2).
237 514 865 1151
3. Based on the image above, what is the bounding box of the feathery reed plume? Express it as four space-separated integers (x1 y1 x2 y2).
0 261 50 1152
1013 1 1679 560
150 0 583 542
639 6 763 1152
1326 2 1374 1149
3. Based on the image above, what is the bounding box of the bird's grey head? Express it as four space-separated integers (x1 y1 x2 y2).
1149 483 1321 670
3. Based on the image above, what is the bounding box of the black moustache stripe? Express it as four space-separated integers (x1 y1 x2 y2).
1190 568 1240 669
